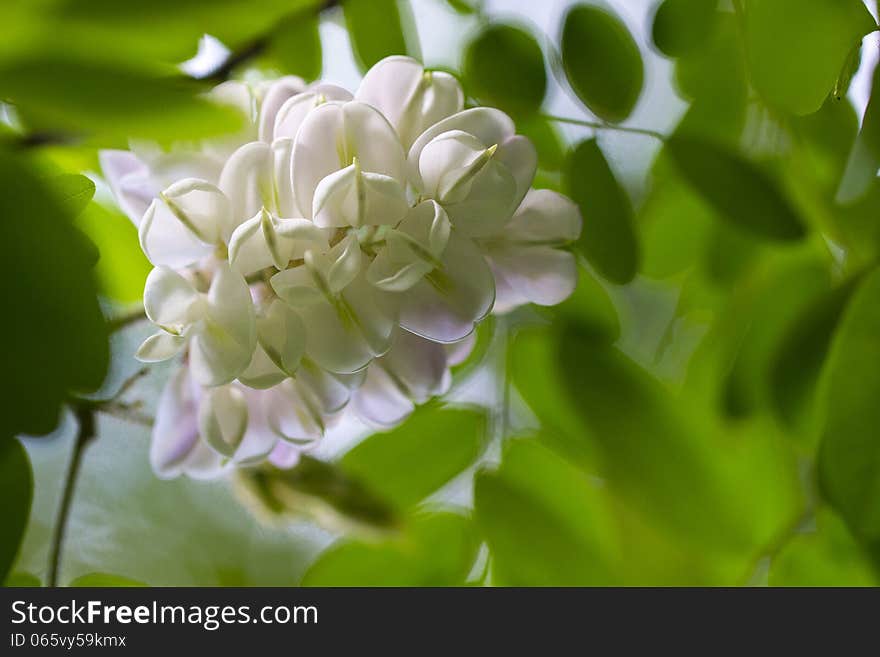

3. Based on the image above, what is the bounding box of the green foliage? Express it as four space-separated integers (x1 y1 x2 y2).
651 0 717 58
268 13 322 82
819 269 880 546
745 0 875 116
463 23 546 117
302 511 478 586
74 202 152 304
68 572 147 587
48 174 96 218
344 0 414 73
565 139 639 284
560 4 644 123
0 150 109 439
475 439 617 585
0 439 32 583
341 405 487 511
4 572 41 587
666 134 807 241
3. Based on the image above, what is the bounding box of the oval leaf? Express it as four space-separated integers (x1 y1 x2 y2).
463 23 547 117
666 134 807 241
652 0 717 58
746 0 875 116
564 139 639 284
344 0 415 72
561 4 644 123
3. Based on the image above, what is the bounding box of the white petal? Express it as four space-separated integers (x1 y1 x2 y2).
265 378 326 444
258 76 307 142
257 298 306 375
419 130 490 201
489 245 578 312
326 234 362 294
209 80 256 123
444 158 518 238
382 330 450 402
496 135 537 210
446 332 476 366
296 359 363 414
206 262 256 352
218 141 274 229
292 101 406 220
408 107 516 187
267 441 301 469
356 56 464 149
150 367 198 478
270 265 326 307
161 178 231 245
352 365 414 428
142 266 202 330
228 211 327 276
199 385 249 458
239 343 287 390
272 84 353 141
398 231 495 343
312 164 408 228
139 199 214 268
506 188 582 243
189 324 254 387
136 331 186 362
99 150 154 224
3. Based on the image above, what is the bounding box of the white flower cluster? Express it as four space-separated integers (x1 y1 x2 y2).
102 57 581 479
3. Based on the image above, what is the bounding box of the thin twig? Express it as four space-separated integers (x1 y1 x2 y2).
540 113 666 141
198 0 344 83
47 406 95 587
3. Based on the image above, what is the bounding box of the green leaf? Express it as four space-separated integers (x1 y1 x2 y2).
560 4 644 123
341 404 487 511
666 134 807 242
565 139 639 284
769 508 878 586
48 174 95 218
557 325 803 555
463 23 546 117
474 439 618 585
444 0 479 14
517 116 566 172
235 456 398 535
0 439 32 583
269 12 322 81
4 572 41 587
745 0 875 116
0 54 244 142
0 150 109 439
68 573 146 587
74 202 152 304
839 65 880 205
819 268 880 544
344 0 414 73
652 0 717 58
302 512 478 586
770 275 862 429
556 268 620 344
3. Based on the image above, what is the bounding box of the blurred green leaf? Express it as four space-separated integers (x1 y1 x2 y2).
344 0 414 73
769 508 878 586
474 439 618 585
560 4 644 123
0 439 32 583
652 0 717 58
269 12 322 81
667 134 806 242
745 0 874 116
770 275 862 430
0 54 244 142
839 65 880 205
4 572 41 587
341 404 487 511
463 23 546 117
556 268 620 344
444 0 479 14
517 116 566 172
723 253 831 419
302 511 478 586
47 174 95 218
558 325 803 556
68 572 146 587
818 268 880 544
0 150 109 439
565 139 639 284
235 456 398 535
74 202 151 304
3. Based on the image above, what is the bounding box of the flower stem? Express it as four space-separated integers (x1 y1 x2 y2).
46 406 95 587
540 113 666 141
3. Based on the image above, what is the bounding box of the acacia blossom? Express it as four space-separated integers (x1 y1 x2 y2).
102 56 582 479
